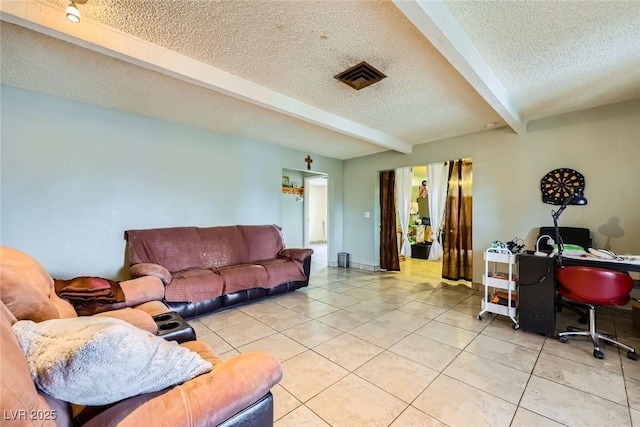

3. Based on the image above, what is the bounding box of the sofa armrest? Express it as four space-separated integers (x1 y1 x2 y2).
279 248 314 263
82 344 282 427
129 263 172 285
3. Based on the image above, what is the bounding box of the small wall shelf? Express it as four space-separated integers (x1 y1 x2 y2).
282 186 303 195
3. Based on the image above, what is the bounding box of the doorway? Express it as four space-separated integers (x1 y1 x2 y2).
281 169 328 270
304 175 328 269
379 160 473 282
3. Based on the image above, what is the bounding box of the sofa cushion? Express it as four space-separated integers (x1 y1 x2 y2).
126 226 248 272
126 225 288 272
215 264 269 294
13 316 213 406
256 258 307 288
239 225 286 263
165 269 224 303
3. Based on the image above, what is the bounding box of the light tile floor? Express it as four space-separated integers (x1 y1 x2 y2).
188 258 640 427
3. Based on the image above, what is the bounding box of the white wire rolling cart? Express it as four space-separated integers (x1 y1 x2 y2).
477 247 519 329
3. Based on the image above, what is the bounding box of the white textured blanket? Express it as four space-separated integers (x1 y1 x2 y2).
13 316 212 406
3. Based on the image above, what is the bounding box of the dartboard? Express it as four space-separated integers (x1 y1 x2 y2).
540 168 585 205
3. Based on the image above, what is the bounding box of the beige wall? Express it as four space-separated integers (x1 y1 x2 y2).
281 168 306 247
0 86 345 278
2 86 637 283
343 100 640 283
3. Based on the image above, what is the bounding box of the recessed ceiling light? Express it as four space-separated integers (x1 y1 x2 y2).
485 122 497 129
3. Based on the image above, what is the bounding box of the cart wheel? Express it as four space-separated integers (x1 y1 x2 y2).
559 336 569 344
593 349 604 359
628 350 638 361
512 324 520 330
477 314 483 321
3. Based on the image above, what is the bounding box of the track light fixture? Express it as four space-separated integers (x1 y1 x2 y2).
66 2 80 23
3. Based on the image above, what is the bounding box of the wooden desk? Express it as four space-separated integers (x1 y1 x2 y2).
559 253 640 273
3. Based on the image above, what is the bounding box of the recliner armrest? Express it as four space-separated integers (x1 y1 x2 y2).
82 346 283 427
130 263 172 285
279 248 314 262
120 276 165 307
92 308 158 334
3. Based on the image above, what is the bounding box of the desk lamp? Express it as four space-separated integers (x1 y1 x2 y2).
551 191 588 262
534 235 555 256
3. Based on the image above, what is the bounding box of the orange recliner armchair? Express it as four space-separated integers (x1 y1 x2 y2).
0 246 282 427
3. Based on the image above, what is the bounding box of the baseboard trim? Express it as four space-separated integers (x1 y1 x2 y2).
327 262 379 272
325 263 482 284
351 263 379 272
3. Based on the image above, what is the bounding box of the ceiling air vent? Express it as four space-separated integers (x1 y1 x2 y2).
334 61 386 90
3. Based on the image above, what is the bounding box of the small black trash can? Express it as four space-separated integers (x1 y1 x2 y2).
338 252 350 268
411 242 432 259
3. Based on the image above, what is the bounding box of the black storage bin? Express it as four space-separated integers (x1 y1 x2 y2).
411 242 432 259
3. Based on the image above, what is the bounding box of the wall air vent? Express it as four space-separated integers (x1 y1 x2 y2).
334 61 386 90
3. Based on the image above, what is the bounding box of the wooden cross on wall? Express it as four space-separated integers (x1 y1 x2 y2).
305 155 313 170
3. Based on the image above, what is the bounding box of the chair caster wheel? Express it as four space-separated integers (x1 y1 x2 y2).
594 349 605 359
512 324 519 330
628 350 637 361
559 336 569 344
477 315 483 321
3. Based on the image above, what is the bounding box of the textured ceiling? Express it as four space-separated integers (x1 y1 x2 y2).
2 0 639 160
444 1 640 120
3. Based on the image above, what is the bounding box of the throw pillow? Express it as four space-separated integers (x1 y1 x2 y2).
13 316 212 406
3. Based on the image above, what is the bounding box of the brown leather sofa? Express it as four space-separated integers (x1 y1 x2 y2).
0 247 283 427
125 224 313 319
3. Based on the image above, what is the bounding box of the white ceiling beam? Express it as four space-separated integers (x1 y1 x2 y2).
393 0 527 134
1 0 413 154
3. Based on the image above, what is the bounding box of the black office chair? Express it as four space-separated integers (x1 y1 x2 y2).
538 226 592 323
